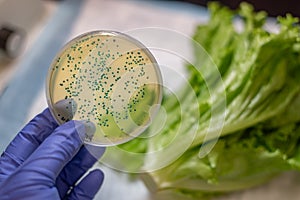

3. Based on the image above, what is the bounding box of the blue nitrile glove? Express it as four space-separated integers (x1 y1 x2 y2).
0 108 105 200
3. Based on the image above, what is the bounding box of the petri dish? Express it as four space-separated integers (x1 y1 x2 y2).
46 31 162 146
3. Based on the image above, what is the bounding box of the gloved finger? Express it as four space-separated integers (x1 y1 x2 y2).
52 98 77 123
19 120 90 183
67 169 104 200
0 108 58 183
57 145 106 198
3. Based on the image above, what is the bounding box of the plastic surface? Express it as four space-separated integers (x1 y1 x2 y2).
46 31 162 146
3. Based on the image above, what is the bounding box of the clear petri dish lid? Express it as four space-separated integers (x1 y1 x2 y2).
46 31 163 146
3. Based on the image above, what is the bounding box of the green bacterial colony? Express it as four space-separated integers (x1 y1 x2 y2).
47 31 162 146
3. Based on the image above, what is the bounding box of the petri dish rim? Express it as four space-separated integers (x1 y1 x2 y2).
45 30 163 146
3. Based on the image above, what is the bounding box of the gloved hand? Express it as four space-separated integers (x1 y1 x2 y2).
0 108 105 200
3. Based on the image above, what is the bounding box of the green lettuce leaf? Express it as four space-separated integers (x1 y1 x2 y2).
103 2 300 199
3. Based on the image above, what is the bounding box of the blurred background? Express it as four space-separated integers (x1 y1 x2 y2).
0 0 299 199
178 0 300 17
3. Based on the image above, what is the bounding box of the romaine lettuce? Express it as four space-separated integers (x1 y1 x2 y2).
104 2 300 199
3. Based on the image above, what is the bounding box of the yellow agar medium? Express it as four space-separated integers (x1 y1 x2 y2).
46 31 162 146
